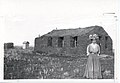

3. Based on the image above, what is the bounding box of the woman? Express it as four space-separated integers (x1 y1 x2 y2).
83 34 102 79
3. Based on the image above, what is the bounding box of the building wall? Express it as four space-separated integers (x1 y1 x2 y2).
4 43 14 49
23 44 29 49
34 28 113 56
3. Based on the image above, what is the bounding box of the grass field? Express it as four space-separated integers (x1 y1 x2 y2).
4 47 114 79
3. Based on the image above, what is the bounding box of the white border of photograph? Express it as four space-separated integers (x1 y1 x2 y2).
0 0 120 82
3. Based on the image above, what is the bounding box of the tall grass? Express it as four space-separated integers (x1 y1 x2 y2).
4 47 114 79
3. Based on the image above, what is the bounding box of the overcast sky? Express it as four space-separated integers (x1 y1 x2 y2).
0 0 118 49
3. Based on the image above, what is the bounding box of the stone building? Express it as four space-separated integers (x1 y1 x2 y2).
34 26 113 56
4 42 14 49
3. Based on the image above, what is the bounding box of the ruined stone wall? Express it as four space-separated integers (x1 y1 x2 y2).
34 35 89 56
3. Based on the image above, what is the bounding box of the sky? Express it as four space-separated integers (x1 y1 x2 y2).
0 0 118 48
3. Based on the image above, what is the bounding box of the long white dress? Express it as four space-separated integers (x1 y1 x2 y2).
83 43 102 79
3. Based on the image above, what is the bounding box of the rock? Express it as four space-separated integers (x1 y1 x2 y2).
73 68 79 74
103 70 111 76
63 72 69 76
61 68 64 71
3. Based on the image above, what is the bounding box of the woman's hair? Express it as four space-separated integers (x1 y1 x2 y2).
91 39 97 42
91 39 93 41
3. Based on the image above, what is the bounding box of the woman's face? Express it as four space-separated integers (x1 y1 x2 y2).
92 39 96 43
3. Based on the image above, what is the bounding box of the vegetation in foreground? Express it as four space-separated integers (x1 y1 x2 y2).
4 47 114 79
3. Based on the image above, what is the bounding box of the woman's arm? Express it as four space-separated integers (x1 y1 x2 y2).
87 45 90 56
97 45 100 56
